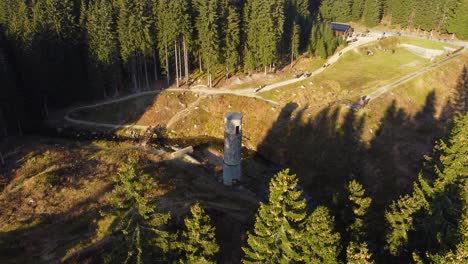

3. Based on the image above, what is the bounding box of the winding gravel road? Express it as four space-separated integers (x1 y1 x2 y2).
62 35 464 130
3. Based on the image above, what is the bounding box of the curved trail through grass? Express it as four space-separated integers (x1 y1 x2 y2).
63 35 463 130
169 36 380 97
166 97 203 129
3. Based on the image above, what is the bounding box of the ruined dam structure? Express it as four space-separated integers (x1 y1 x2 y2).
223 112 242 186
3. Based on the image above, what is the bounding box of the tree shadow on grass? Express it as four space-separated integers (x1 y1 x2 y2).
255 66 467 260
0 139 260 263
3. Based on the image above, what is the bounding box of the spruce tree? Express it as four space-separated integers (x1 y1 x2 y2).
386 114 468 258
347 180 372 241
447 0 468 39
346 180 374 264
86 0 117 65
224 6 240 76
243 0 285 73
104 155 171 262
300 206 341 264
387 0 413 27
347 242 375 264
242 169 307 263
323 24 337 57
154 0 173 85
178 203 219 263
291 22 300 65
308 23 322 56
6 0 33 47
385 181 428 255
193 0 221 88
351 0 365 21
41 0 76 42
316 38 328 59
363 0 382 27
320 0 352 22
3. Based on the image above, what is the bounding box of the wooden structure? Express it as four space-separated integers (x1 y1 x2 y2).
331 22 354 38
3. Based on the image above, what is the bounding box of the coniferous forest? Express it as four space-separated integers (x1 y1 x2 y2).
1 0 468 131
0 0 467 263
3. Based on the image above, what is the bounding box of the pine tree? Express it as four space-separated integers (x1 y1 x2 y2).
154 0 173 85
224 6 240 76
104 155 171 262
86 0 117 65
320 0 352 22
347 242 375 264
41 0 76 42
244 0 286 73
387 0 414 27
385 181 428 255
242 169 307 263
290 22 300 65
6 0 34 47
351 0 365 21
347 180 372 241
300 206 341 263
323 24 337 57
346 180 374 264
363 0 382 27
447 0 468 39
193 0 221 88
117 0 139 90
308 23 319 55
386 114 468 257
178 203 219 263
316 38 328 59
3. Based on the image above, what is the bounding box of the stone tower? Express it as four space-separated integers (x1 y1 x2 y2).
223 112 242 186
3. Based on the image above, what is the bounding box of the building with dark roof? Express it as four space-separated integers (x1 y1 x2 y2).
330 22 354 38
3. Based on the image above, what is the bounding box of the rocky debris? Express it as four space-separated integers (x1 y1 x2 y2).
27 198 37 208
401 44 444 59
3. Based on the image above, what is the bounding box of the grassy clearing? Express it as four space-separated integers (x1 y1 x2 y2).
400 36 459 50
0 137 262 263
194 55 325 90
171 95 280 149
363 51 468 140
260 45 429 105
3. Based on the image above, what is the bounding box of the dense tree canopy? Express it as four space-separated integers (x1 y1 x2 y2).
385 115 468 262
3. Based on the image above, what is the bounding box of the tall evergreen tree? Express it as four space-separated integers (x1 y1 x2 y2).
351 0 365 21
224 5 240 76
447 0 468 39
104 155 172 262
346 180 374 264
193 0 221 88
244 0 285 73
290 22 300 65
242 169 307 263
178 203 219 263
300 206 341 263
308 23 319 55
154 0 173 85
386 114 468 259
347 242 375 264
323 24 337 57
363 0 382 27
347 180 372 241
86 0 117 65
319 0 352 22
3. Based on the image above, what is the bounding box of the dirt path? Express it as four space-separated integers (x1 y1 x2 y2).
170 36 380 96
166 96 204 128
63 36 461 131
169 87 280 105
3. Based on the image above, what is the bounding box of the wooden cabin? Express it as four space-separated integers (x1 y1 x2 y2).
330 22 354 38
